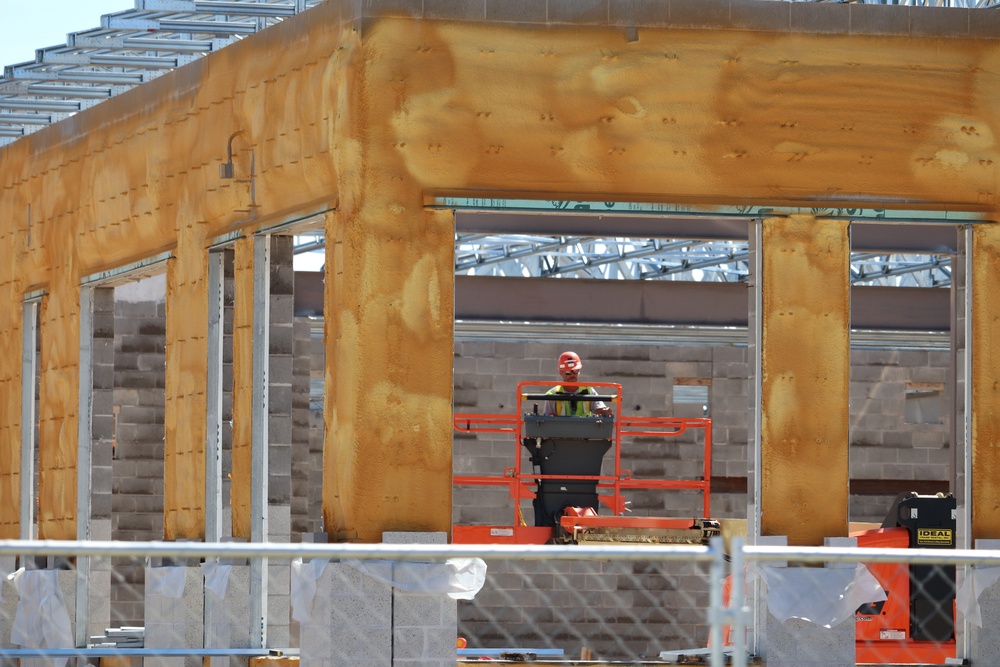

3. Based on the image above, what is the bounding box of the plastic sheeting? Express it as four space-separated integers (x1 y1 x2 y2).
750 563 886 628
290 558 487 624
957 566 1000 628
200 561 233 600
344 558 487 600
6 568 74 667
290 558 330 623
146 566 187 599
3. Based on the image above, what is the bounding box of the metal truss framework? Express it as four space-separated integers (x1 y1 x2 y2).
0 0 322 145
291 229 954 288
1 0 997 144
453 235 954 288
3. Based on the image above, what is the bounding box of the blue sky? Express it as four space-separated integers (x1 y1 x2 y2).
0 1 132 67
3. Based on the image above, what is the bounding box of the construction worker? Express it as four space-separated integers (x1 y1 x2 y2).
543 351 612 417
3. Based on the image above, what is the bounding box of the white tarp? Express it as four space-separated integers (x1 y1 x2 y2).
7 568 74 667
145 566 187 599
957 566 1000 628
200 561 233 600
290 558 487 624
750 563 886 628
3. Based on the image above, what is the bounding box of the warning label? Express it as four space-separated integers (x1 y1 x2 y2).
490 528 514 537
880 629 906 640
917 528 953 546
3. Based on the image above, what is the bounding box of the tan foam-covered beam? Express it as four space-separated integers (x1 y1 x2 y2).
163 221 210 540
0 278 24 539
36 264 81 540
322 202 456 541
760 216 850 546
972 225 1000 541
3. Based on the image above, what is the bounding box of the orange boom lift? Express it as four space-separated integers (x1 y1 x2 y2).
453 381 719 545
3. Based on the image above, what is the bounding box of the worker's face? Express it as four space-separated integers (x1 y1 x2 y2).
560 367 580 382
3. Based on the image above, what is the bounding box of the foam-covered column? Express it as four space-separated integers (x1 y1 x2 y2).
971 224 1000 540
164 225 210 539
322 196 455 541
37 256 80 539
759 215 850 545
0 284 26 540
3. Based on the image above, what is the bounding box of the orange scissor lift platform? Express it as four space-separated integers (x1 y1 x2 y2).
453 381 719 545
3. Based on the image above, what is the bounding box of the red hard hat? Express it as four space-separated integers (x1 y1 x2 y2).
558 351 582 371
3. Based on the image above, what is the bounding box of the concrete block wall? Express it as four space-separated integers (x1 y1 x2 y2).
144 565 204 667
453 340 751 528
94 291 954 655
384 532 457 667
453 338 953 657
849 348 952 523
291 319 315 536
458 557 709 660
205 564 252 667
300 562 393 667
454 339 953 529
112 296 166 627
307 330 325 534
764 615 855 667
88 287 116 639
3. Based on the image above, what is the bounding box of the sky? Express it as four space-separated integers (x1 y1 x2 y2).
0 0 133 67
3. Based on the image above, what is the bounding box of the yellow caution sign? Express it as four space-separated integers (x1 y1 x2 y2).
916 528 953 546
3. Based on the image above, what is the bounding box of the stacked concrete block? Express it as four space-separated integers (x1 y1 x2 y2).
763 615 855 667
112 288 167 627
384 532 457 667
307 331 325 533
87 287 116 639
205 564 252 667
299 561 393 667
143 565 204 667
290 319 313 536
460 556 709 660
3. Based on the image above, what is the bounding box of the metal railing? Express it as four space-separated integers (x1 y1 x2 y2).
0 539 996 665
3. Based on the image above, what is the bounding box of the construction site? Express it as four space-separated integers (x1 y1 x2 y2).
2 0 1000 665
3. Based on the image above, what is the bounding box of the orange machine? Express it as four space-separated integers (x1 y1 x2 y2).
453 381 719 545
853 493 957 664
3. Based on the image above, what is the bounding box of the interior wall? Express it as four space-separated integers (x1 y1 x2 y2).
452 338 952 528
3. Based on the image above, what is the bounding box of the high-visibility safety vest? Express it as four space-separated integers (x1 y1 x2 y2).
545 386 601 417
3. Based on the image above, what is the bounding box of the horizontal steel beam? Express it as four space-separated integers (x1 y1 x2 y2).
0 98 80 112
6 68 146 85
294 272 950 331
0 112 53 125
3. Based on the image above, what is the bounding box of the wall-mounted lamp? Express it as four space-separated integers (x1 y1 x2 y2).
220 130 244 179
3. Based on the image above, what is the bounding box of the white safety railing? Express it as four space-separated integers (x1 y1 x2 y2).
0 539 996 665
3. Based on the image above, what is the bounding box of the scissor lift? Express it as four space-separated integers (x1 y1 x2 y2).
453 381 719 545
